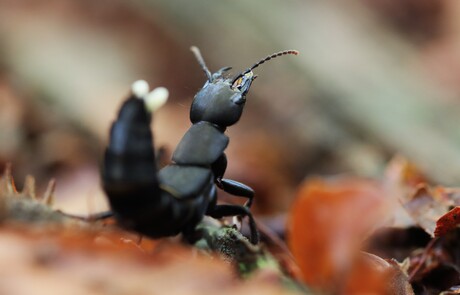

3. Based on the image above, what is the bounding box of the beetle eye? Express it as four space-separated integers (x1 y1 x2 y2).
231 71 254 91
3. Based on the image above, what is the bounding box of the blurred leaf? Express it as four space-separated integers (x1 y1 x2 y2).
384 156 453 236
287 177 391 292
384 155 428 189
400 185 449 237
343 253 414 295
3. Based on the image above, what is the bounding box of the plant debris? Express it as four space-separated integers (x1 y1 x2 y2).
0 166 306 294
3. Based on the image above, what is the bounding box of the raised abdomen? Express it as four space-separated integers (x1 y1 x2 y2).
102 96 162 225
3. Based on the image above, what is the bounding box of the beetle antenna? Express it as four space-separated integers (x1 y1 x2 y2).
190 46 213 81
249 50 299 71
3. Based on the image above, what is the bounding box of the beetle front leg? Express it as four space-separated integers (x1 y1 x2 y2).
217 179 254 208
211 153 227 181
212 154 255 208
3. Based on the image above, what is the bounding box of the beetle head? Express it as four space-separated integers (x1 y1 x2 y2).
189 47 298 128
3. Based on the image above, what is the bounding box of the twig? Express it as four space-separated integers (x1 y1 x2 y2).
408 237 439 282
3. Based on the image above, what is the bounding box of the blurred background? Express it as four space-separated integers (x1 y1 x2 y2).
1 0 460 221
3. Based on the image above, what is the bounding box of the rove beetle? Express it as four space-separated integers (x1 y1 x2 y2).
99 47 298 245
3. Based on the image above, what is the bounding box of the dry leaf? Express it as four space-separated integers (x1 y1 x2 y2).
0 225 302 295
435 207 460 237
401 184 450 237
343 253 414 295
288 177 390 292
384 156 456 236
384 155 427 189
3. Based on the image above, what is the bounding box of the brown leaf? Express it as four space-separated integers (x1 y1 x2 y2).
384 155 427 189
383 156 459 236
0 225 301 295
435 207 460 237
401 184 450 237
288 177 390 292
344 253 414 295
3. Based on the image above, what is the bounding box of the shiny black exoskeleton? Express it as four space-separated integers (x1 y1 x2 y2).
101 47 298 244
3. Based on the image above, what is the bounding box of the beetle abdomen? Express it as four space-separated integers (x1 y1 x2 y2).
102 95 163 227
102 96 158 186
115 177 216 238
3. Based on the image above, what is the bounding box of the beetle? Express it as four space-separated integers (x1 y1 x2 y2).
99 47 298 245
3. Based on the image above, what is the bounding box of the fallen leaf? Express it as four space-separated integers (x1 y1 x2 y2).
288 177 390 292
384 155 427 189
401 184 449 236
0 224 303 295
435 207 460 237
382 156 426 229
344 253 414 295
383 156 456 236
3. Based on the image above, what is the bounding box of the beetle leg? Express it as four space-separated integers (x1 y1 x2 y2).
207 204 259 244
211 154 227 181
217 179 254 208
212 154 254 208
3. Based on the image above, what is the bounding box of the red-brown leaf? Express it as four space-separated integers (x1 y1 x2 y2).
435 206 460 237
288 177 390 291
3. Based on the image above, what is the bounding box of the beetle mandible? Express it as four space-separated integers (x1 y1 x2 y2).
100 47 298 244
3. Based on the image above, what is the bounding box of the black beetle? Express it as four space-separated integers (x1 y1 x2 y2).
98 47 298 244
